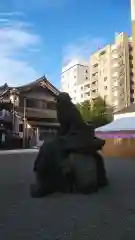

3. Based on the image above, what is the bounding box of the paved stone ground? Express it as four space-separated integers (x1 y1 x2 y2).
0 152 135 239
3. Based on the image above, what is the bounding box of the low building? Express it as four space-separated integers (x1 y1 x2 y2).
114 103 135 121
0 76 60 147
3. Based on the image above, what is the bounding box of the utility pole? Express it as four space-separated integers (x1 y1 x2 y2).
12 88 16 127
23 98 26 148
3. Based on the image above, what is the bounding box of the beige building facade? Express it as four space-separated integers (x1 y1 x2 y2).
90 32 131 112
131 0 135 100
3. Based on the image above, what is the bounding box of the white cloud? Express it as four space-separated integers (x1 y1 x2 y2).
0 12 24 16
0 19 41 86
63 35 106 65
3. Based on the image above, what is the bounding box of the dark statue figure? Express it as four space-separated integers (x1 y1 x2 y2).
30 92 108 198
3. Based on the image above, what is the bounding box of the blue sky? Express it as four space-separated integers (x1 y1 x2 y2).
0 0 132 88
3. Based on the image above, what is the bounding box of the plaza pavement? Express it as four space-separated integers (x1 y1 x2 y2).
0 150 135 239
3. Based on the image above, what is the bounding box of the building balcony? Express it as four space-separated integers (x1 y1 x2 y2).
91 91 99 99
112 54 118 59
91 71 98 77
112 100 118 107
113 91 118 97
129 44 133 51
91 84 98 91
131 97 134 103
84 93 90 100
113 81 119 87
16 107 57 120
91 76 98 82
84 88 90 93
113 72 118 77
112 63 119 68
130 79 134 85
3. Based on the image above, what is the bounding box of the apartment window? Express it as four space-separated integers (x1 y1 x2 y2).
131 97 134 103
104 86 108 90
81 94 83 98
104 77 107 82
130 63 133 69
100 50 106 56
86 69 88 73
129 44 132 51
93 63 98 68
92 72 98 77
131 89 134 94
92 89 98 93
46 101 56 110
130 79 134 85
84 84 90 88
81 86 83 90
131 72 134 77
19 124 23 132
85 92 90 96
85 76 88 80
26 98 37 108
129 55 133 60
74 76 76 79
112 49 117 53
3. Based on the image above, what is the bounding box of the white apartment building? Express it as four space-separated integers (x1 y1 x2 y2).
61 59 90 104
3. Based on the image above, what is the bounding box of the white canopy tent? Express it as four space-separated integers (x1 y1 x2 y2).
96 116 135 132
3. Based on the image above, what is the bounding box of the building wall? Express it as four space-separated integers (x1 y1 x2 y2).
90 45 112 105
61 59 89 104
23 89 55 101
128 38 134 103
89 32 132 112
131 0 135 100
61 32 133 110
111 33 131 112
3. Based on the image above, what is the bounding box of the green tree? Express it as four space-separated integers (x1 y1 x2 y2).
76 101 92 122
76 97 112 128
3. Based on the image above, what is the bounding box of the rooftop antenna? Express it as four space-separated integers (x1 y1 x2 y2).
97 42 100 50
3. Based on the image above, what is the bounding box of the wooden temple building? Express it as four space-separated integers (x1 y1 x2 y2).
0 76 60 148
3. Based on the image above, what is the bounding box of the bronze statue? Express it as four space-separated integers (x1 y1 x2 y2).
30 92 108 198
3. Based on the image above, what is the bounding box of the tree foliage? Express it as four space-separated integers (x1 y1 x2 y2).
76 97 112 128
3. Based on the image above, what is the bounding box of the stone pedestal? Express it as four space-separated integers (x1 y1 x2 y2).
68 153 98 193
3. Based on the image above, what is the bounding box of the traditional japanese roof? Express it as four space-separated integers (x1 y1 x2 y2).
0 83 10 98
115 104 135 115
0 83 9 90
0 76 60 97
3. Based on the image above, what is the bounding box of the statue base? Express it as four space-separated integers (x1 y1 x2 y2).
30 151 108 198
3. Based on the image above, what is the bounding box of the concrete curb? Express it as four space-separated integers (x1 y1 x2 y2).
0 149 39 155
